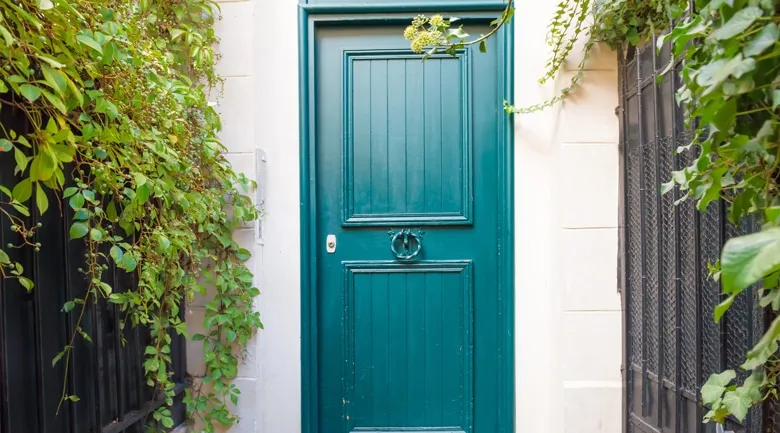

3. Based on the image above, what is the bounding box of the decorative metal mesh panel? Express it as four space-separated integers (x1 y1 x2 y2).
620 32 774 433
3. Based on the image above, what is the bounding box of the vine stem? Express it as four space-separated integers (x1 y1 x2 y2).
56 293 91 415
430 0 514 51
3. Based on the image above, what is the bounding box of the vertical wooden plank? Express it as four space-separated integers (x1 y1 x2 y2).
33 183 73 433
369 60 389 215
440 58 462 215
405 272 425 426
369 273 389 425
386 59 407 215
405 59 425 214
423 59 442 213
351 60 372 216
423 273 443 425
352 272 372 427
386 273 408 423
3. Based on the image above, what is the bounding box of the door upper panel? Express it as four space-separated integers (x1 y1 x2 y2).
344 50 472 226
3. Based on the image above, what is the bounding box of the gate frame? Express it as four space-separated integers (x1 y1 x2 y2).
297 3 516 432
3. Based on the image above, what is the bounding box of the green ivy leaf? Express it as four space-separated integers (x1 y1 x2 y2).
722 389 751 422
19 277 34 291
136 183 151 204
12 203 29 217
712 6 763 41
37 0 54 10
0 139 12 152
19 84 41 102
98 282 112 296
14 148 28 172
89 228 102 241
63 187 78 198
30 151 57 182
721 228 780 296
121 254 137 272
714 293 736 323
41 64 67 94
69 222 89 239
744 315 780 369
743 370 765 402
52 348 67 367
81 189 95 202
0 24 14 47
95 97 118 119
35 54 65 69
12 178 32 202
69 193 85 210
773 89 780 111
446 27 469 40
35 184 48 214
110 245 123 263
702 0 734 14
744 23 778 57
106 200 118 221
76 33 103 54
702 369 736 405
40 88 67 114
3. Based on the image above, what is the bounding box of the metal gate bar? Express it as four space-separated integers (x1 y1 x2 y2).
619 29 769 433
0 101 187 433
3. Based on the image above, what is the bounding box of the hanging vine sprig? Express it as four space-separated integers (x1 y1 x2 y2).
404 0 684 113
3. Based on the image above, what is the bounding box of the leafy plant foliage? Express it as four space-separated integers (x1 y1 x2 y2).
405 0 685 113
406 0 780 427
0 0 261 430
664 0 780 423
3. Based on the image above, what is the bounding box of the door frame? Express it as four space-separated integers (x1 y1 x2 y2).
298 3 515 432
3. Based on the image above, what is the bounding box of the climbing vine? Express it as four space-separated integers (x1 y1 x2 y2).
406 0 780 427
663 0 780 424
0 0 260 431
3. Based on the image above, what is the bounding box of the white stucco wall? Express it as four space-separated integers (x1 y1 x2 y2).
513 3 621 433
194 1 622 432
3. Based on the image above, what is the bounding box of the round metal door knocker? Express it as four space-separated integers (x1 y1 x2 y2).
388 228 424 261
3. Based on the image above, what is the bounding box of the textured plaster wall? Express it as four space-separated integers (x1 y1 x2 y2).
513 3 622 433
189 1 622 432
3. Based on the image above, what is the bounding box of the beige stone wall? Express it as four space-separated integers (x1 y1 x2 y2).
514 3 621 433
190 1 623 432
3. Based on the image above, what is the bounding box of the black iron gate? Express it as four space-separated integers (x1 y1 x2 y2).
0 104 187 433
618 36 777 433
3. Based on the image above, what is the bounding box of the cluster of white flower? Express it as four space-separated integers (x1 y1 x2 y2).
403 15 448 53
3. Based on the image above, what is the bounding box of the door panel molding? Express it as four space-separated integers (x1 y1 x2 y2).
342 50 473 226
343 261 474 431
299 6 514 433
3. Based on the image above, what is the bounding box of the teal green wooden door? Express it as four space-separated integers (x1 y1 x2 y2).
314 24 508 433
